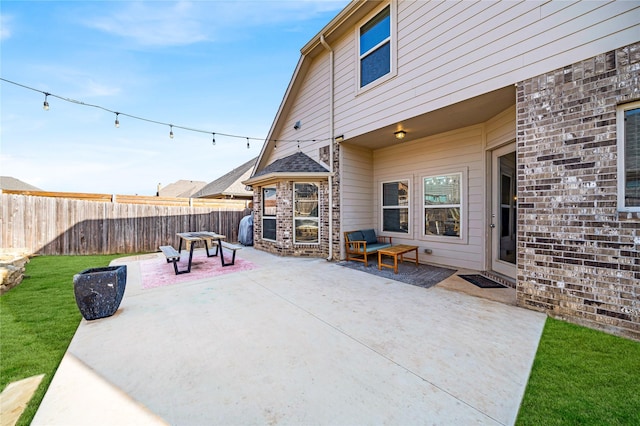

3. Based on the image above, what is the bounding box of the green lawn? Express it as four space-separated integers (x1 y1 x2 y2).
0 254 124 425
2 255 639 425
517 317 640 425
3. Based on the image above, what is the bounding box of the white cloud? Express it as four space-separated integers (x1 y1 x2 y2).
0 14 12 40
83 1 210 47
80 0 349 47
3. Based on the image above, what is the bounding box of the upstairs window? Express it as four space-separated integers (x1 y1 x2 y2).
617 101 640 212
359 5 391 88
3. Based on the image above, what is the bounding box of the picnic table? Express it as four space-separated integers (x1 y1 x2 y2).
159 232 242 275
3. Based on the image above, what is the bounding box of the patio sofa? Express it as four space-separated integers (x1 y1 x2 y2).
344 229 392 267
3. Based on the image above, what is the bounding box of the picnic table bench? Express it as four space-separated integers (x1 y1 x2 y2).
218 241 242 267
159 245 189 275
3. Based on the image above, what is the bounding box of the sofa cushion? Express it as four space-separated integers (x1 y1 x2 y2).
363 243 391 253
346 231 364 242
361 229 378 244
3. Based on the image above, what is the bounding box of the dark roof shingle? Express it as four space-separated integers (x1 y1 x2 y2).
253 152 328 177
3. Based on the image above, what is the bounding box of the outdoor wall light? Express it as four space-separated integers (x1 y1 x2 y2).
394 130 406 140
335 135 344 143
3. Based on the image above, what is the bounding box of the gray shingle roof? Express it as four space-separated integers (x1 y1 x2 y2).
0 176 42 191
253 152 329 177
193 157 257 199
158 180 207 198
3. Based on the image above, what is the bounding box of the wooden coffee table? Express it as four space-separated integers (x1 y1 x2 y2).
377 245 419 274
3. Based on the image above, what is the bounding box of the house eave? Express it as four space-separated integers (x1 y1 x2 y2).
243 172 332 187
300 0 374 58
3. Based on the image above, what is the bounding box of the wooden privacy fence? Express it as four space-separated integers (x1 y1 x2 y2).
0 189 251 208
1 193 248 255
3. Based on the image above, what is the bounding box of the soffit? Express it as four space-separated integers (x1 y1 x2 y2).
341 86 516 150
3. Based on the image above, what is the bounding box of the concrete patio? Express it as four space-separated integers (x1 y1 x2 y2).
32 248 546 425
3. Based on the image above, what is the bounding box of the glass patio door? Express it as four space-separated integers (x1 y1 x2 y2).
491 144 517 278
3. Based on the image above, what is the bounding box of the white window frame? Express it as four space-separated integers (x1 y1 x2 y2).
356 0 397 94
381 178 410 235
617 100 640 212
293 182 319 244
421 170 467 243
262 187 277 241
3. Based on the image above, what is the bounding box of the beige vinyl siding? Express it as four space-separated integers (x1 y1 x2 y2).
486 106 516 150
332 0 639 140
373 126 485 270
266 55 331 165
332 31 356 120
340 144 374 257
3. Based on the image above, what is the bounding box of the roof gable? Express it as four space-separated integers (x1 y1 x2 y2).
193 157 257 199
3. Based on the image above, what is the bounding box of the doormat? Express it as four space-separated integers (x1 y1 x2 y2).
458 274 506 289
338 260 456 290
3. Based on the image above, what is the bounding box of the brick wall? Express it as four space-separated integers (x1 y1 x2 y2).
517 42 640 341
254 180 330 258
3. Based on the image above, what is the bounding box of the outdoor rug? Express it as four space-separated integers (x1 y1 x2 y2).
140 250 258 290
458 274 506 289
338 260 456 290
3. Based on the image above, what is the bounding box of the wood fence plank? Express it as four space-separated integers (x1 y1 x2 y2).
1 193 246 255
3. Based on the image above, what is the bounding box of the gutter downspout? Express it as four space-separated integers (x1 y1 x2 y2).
320 34 334 261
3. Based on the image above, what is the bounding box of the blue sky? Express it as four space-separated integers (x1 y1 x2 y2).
1 0 348 195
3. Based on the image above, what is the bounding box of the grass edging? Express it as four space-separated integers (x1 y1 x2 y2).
0 254 125 425
517 317 640 425
3 255 639 425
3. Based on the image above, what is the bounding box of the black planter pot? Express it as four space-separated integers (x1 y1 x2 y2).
73 265 127 320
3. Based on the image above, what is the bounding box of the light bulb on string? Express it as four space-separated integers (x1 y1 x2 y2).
0 79 339 150
274 140 277 150
212 133 216 146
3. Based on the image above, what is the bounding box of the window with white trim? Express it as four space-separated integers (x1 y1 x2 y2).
262 187 276 241
423 173 462 238
382 180 409 233
359 5 391 88
617 101 640 212
294 183 319 244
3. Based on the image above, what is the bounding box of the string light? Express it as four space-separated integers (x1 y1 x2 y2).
274 140 277 150
0 77 333 148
